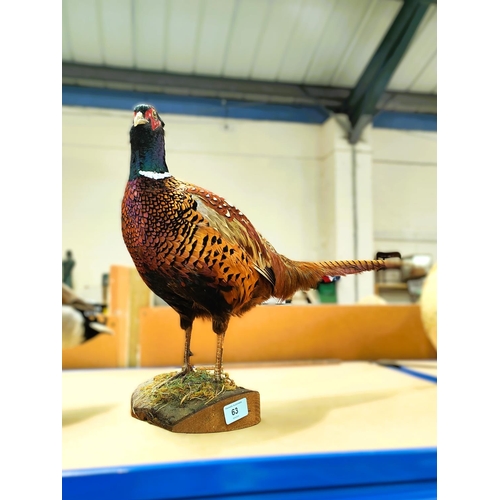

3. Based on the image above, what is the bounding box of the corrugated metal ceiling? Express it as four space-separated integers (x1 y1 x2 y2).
62 0 436 95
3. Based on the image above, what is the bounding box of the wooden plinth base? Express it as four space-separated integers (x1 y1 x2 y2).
131 372 261 434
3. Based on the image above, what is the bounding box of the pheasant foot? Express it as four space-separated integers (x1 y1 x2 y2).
169 363 195 380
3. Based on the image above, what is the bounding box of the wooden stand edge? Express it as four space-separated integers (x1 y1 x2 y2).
131 379 261 434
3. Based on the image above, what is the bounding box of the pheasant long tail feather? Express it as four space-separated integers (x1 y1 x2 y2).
274 257 399 300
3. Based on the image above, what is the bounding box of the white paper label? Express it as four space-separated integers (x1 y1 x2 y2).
223 398 248 425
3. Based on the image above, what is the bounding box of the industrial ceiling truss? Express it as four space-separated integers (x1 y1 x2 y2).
62 0 436 141
343 0 435 142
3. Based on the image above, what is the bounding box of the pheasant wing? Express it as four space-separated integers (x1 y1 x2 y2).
184 183 280 287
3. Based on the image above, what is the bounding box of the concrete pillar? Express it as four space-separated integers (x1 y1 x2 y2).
318 115 375 303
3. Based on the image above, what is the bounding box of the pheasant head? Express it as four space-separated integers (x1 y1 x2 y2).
129 104 169 181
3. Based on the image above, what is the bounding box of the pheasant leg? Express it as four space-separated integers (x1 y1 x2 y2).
170 322 194 379
181 324 194 373
214 331 225 382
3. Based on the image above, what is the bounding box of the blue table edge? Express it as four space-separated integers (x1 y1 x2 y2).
378 363 437 384
63 447 437 499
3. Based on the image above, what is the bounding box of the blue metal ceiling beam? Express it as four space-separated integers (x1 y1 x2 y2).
343 0 433 143
62 63 436 116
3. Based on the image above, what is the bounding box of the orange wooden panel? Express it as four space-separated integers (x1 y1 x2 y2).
127 268 153 366
109 265 131 366
139 304 437 368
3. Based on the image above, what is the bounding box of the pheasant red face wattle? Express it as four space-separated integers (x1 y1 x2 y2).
133 106 163 130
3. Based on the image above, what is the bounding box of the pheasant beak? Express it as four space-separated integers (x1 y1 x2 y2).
134 112 149 127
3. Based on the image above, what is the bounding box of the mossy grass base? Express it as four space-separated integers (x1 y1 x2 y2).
131 367 261 433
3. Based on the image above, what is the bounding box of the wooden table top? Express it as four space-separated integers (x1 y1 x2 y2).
62 360 436 471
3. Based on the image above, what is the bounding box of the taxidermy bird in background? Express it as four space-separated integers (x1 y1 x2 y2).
62 283 113 349
122 104 400 381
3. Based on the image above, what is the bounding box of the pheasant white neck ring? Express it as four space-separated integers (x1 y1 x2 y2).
139 171 172 180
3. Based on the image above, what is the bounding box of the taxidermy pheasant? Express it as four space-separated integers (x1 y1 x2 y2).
122 104 399 381
62 283 113 349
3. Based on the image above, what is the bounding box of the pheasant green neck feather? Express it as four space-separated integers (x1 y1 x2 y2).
129 128 170 181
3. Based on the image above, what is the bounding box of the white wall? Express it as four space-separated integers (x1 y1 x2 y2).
62 106 437 303
371 128 437 263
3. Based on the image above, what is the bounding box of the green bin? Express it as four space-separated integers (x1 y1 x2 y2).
317 281 337 304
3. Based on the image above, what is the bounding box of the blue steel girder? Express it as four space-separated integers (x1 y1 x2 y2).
344 0 434 143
